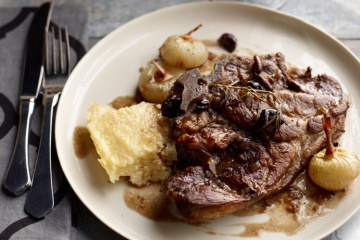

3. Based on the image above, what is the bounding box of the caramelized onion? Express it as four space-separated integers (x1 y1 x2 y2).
308 117 360 191
159 24 209 69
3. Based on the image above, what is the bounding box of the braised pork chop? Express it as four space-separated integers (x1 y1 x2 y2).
161 53 349 222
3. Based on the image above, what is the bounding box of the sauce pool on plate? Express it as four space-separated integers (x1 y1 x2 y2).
121 172 345 237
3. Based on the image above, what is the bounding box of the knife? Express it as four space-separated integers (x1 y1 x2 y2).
3 2 53 196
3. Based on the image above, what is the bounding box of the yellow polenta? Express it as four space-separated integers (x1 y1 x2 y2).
86 102 176 186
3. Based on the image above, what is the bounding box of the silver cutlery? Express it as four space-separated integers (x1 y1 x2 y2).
24 25 71 218
3 2 53 196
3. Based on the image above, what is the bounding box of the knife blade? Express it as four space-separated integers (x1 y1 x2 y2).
3 2 53 196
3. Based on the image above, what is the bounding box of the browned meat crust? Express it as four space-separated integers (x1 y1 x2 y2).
161 53 349 222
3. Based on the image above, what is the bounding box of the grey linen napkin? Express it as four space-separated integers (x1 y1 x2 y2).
0 4 88 240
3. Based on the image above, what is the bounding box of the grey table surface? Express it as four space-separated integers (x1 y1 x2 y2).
1 0 360 239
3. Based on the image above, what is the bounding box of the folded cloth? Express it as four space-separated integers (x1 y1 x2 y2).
0 4 88 240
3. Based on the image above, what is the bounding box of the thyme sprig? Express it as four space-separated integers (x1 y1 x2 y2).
212 83 284 137
212 84 280 104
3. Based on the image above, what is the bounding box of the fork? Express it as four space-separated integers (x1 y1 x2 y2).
24 25 70 218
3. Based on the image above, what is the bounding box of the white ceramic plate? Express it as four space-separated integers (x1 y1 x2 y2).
55 2 360 240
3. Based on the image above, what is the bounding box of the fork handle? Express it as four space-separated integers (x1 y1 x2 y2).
24 93 60 218
3 99 35 196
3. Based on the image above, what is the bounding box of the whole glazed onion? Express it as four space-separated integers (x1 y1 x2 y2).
308 117 360 191
159 24 209 69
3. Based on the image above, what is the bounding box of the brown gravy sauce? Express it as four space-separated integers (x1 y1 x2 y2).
73 126 94 159
73 94 346 238
124 183 179 222
110 95 139 109
230 172 345 237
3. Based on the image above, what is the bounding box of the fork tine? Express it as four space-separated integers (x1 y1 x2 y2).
64 26 70 75
46 25 71 76
44 28 50 75
51 26 57 74
58 26 64 74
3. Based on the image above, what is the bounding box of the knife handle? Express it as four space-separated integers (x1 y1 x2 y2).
24 93 60 218
3 99 35 196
